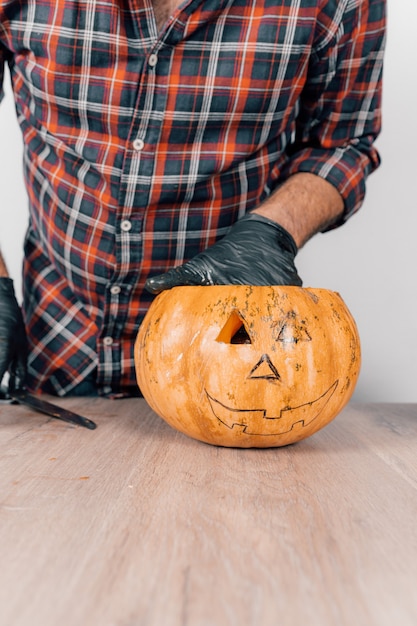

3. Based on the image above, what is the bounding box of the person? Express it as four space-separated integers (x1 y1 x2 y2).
0 0 386 398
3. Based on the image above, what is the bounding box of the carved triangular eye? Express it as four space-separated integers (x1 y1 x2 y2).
276 311 311 344
216 310 252 344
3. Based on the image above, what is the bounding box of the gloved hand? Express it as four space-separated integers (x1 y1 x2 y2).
145 212 302 294
0 278 28 393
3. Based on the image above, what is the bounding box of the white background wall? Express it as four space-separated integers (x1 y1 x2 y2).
1 0 416 402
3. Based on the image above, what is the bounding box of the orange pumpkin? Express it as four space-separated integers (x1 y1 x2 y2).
135 286 360 448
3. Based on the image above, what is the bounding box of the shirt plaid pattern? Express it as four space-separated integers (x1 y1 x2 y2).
0 0 385 395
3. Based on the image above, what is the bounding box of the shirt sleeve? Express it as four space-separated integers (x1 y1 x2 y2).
282 0 386 227
0 45 5 103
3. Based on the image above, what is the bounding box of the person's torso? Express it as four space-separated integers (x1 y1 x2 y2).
0 0 326 393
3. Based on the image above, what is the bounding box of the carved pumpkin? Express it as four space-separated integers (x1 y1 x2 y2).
135 286 360 448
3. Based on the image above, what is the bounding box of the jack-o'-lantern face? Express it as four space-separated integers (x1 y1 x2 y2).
135 286 361 448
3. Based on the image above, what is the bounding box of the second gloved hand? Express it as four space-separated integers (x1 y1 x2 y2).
145 213 302 294
0 278 28 393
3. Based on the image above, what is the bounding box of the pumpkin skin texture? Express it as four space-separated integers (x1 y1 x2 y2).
135 286 361 448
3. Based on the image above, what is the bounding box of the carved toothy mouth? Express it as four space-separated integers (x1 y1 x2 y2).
205 380 338 436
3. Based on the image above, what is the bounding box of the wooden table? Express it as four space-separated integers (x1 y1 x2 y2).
0 398 416 626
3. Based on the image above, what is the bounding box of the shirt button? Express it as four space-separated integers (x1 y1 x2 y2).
120 220 132 232
148 53 158 67
103 336 113 346
133 137 145 151
110 285 121 295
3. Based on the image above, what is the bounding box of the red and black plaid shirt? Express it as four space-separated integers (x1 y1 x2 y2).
0 0 385 395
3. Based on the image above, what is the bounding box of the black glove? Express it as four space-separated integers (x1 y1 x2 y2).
145 213 302 294
0 278 28 393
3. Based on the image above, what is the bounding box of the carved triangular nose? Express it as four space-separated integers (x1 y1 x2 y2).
248 354 280 381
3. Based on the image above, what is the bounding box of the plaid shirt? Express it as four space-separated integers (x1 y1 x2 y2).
0 0 385 396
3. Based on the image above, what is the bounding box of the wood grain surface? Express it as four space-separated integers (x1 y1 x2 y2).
0 398 416 626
